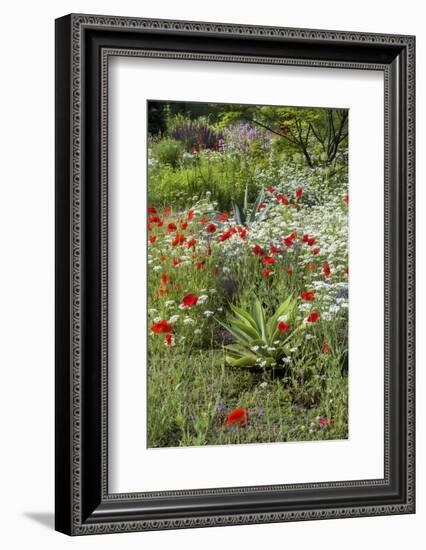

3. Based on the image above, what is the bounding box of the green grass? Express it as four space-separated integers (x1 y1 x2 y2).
147 348 348 447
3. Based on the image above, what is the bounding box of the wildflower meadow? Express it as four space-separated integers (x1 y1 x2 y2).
147 101 349 448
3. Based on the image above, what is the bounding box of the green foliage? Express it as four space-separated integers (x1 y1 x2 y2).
147 102 169 135
148 155 262 211
154 138 183 167
254 106 349 168
221 296 303 369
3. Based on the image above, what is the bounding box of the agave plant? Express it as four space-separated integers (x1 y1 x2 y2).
231 186 272 227
220 296 303 369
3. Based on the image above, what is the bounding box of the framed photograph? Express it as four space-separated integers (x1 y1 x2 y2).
55 14 415 535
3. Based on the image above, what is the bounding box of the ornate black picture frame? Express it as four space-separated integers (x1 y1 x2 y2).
55 13 415 535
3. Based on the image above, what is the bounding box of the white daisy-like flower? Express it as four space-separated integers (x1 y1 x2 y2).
183 317 195 325
148 308 158 315
168 315 180 324
165 300 175 307
251 345 259 352
153 265 162 272
203 310 214 317
198 294 209 304
153 316 162 323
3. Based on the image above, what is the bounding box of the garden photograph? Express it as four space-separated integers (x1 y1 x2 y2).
146 100 349 448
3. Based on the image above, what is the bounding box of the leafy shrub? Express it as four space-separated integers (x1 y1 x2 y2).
154 139 183 167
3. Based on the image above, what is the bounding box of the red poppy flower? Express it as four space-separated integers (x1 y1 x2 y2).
312 248 320 255
301 291 315 301
277 321 289 332
161 273 168 284
167 223 177 232
149 215 160 224
199 143 205 149
322 341 330 353
199 217 210 223
307 311 319 323
276 193 283 202
322 262 331 277
172 234 186 247
282 197 289 205
319 417 334 428
196 261 205 270
149 235 157 244
252 244 265 256
191 146 197 153
157 220 164 228
267 186 275 193
206 223 217 234
239 229 248 240
218 212 228 221
151 320 173 334
270 246 281 254
302 234 309 243
182 294 198 307
344 267 349 275
181 222 188 230
226 408 248 427
164 206 171 217
186 238 197 249
148 207 157 214
262 256 276 265
307 262 317 271
296 187 303 198
307 237 316 246
262 269 272 277
283 235 295 247
285 267 293 274
344 195 349 205
219 228 235 242
293 202 300 209
258 203 266 210
172 258 182 266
